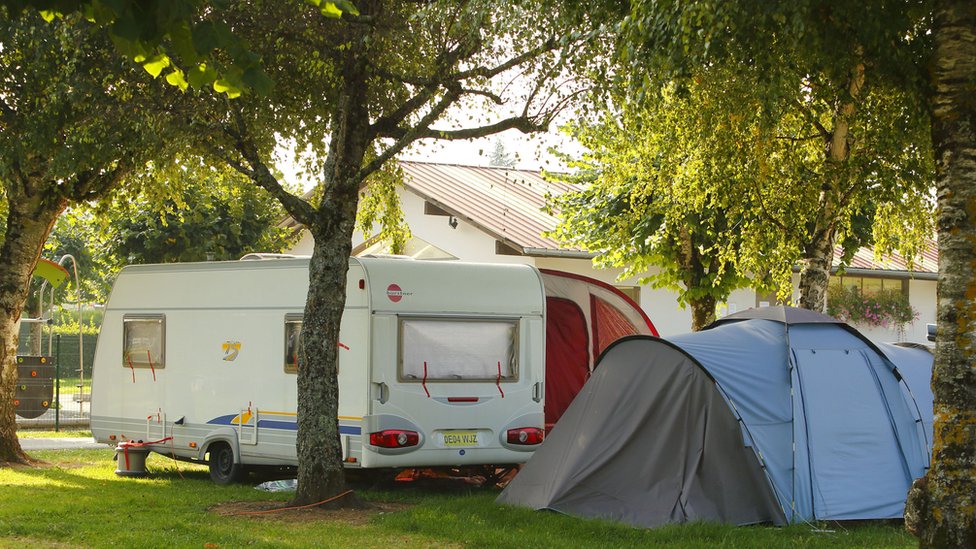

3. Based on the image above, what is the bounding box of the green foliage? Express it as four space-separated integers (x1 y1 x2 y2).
549 88 752 318
0 11 174 196
827 285 918 331
0 0 357 98
43 211 112 302
50 306 102 336
611 0 936 307
105 173 295 265
356 160 411 255
39 168 296 301
622 0 931 94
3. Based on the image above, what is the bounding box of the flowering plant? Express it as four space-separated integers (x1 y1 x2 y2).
827 285 918 331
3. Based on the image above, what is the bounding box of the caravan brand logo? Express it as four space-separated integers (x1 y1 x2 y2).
222 341 242 361
386 283 412 303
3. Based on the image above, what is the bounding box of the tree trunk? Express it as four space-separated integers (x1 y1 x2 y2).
0 195 67 465
291 15 374 505
677 225 718 330
689 294 717 332
797 226 836 312
904 1 976 546
293 198 360 506
798 58 863 312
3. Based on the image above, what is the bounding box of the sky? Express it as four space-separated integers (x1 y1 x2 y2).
399 127 581 171
277 122 582 192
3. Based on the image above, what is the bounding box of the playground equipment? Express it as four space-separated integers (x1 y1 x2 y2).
14 256 84 425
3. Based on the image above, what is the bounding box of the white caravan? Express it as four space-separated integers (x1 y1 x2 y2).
90 257 546 483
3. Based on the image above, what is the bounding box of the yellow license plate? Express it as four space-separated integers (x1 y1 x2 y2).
442 431 479 447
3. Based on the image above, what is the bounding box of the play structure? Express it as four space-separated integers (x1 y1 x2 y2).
14 257 82 422
499 306 934 527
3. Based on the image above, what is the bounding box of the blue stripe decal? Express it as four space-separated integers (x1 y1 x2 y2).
340 425 362 436
207 414 237 426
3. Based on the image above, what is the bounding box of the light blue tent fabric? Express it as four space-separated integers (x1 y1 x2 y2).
877 342 935 463
671 315 932 522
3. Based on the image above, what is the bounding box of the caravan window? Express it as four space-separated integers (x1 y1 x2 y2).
284 314 302 374
123 315 165 368
399 318 518 381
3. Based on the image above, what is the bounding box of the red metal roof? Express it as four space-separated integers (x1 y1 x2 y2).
399 161 578 252
833 239 938 274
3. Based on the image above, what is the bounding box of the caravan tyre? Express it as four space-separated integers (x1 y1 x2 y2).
208 442 244 485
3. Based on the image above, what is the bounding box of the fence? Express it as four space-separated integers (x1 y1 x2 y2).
15 328 96 430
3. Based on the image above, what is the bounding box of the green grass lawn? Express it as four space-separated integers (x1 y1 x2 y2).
0 449 915 549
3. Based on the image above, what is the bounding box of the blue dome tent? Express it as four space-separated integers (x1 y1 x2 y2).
498 307 933 527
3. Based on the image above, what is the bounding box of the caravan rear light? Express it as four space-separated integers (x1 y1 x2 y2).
369 430 419 448
507 427 544 445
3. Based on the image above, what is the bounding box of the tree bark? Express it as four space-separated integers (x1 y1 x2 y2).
689 294 717 332
676 225 717 331
291 11 374 506
797 225 836 312
293 196 360 506
905 1 976 546
0 192 68 465
798 58 863 312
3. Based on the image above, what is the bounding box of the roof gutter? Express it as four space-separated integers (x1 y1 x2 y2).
520 247 598 259
832 267 938 281
790 264 938 280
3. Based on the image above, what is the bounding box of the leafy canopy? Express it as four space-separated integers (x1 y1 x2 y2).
1 0 359 97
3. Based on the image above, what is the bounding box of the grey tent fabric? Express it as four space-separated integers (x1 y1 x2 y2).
711 305 838 325
499 307 933 527
496 337 786 528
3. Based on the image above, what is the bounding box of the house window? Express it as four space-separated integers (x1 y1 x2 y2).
123 315 165 368
284 314 302 374
399 318 518 381
829 276 908 297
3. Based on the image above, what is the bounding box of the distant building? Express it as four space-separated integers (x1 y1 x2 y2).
285 161 937 343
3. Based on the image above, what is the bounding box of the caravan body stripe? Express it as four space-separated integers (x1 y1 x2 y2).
207 413 362 435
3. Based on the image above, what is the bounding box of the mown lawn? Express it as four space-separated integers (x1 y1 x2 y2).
0 449 915 548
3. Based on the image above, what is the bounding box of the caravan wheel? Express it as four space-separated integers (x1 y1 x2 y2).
208 442 244 485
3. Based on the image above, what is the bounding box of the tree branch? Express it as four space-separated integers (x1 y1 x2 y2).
64 161 129 202
451 38 558 81
381 113 548 143
775 134 823 142
0 96 15 127
370 66 438 87
369 85 441 139
791 98 831 140
224 108 318 227
360 87 462 180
